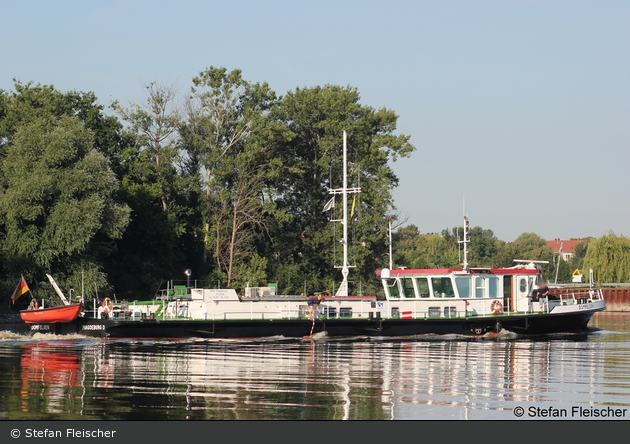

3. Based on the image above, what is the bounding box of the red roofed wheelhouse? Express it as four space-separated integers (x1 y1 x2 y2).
372 215 606 336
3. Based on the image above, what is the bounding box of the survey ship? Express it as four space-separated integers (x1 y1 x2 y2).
1 132 606 339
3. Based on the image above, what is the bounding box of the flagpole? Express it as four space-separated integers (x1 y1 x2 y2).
23 275 35 300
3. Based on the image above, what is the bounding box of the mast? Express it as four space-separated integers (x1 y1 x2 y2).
337 131 350 296
331 131 360 296
459 215 470 271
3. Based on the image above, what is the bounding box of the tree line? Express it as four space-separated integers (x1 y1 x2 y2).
0 68 414 307
2 68 628 309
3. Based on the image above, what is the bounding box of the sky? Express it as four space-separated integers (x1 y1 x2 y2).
1 0 628 243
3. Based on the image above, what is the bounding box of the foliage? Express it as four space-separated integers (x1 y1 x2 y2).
180 67 284 289
0 115 130 306
0 81 130 171
108 81 204 300
393 225 458 269
267 85 415 296
583 231 630 283
4 71 626 310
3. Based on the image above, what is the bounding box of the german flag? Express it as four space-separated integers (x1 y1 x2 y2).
11 275 30 304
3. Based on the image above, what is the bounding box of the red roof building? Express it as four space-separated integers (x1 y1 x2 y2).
546 238 582 261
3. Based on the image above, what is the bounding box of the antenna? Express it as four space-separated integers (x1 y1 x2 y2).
554 242 563 284
457 195 470 271
388 217 393 270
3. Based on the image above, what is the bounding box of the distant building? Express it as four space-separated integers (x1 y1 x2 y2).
546 238 582 261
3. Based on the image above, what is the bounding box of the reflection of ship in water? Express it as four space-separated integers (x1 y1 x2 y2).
19 343 82 414
373 337 605 419
10 335 610 420
91 337 607 420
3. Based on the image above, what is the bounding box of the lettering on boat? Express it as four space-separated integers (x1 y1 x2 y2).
30 324 51 331
82 324 105 331
579 303 595 310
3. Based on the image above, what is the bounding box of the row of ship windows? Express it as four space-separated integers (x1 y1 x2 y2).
385 276 501 299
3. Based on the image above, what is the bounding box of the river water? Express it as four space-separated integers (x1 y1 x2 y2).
0 312 628 421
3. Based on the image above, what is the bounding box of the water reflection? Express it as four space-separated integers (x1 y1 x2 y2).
1 314 629 420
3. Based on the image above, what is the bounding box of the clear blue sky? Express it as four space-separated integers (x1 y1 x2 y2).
2 0 628 242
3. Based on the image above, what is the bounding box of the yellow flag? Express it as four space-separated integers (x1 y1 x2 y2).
350 195 356 219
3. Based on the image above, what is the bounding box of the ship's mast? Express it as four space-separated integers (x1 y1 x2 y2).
331 131 360 296
459 215 470 271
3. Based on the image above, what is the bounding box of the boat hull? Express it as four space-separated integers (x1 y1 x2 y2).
71 308 602 339
2 303 604 339
19 303 83 324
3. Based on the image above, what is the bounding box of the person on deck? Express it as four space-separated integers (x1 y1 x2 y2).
535 282 550 301
534 281 558 301
307 294 324 320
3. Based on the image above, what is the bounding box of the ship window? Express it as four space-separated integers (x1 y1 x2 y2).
455 277 471 298
386 279 400 299
403 278 415 298
475 277 485 298
416 278 430 298
432 277 455 298
489 277 499 298
519 278 527 293
339 307 352 318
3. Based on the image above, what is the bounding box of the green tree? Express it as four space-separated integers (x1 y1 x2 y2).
113 81 182 213
0 116 130 306
180 67 283 289
0 81 130 171
508 232 554 276
268 85 415 295
583 231 630 283
393 225 459 269
109 81 204 299
561 238 592 283
0 81 137 304
441 224 501 268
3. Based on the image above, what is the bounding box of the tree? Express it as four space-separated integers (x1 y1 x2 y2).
113 81 182 213
508 232 554 276
0 116 130 306
393 225 459 269
180 67 283 288
441 224 501 268
0 81 130 172
108 82 205 299
267 85 415 295
583 231 630 283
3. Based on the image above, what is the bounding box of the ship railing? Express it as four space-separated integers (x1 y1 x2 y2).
202 309 304 321
554 288 604 306
387 301 467 319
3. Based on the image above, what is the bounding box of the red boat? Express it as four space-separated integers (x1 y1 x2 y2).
20 303 83 324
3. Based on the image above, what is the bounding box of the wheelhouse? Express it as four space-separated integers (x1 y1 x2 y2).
378 265 545 314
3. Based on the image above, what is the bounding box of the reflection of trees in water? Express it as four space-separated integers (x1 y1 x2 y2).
0 335 616 420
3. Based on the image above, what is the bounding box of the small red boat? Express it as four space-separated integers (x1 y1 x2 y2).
20 303 83 324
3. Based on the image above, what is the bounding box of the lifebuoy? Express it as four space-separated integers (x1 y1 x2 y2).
102 298 113 314
490 300 502 315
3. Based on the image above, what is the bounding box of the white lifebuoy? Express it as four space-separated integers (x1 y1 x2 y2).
490 300 502 315
102 298 113 314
